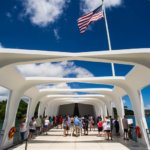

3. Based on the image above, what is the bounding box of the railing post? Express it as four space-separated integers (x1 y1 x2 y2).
25 138 28 150
146 129 150 145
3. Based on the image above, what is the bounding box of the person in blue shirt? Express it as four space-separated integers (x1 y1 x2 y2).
67 115 71 135
73 116 80 136
83 115 89 135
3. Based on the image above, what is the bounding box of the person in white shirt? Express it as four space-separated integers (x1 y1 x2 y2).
28 117 37 140
19 119 27 141
122 116 129 140
44 116 50 135
103 117 111 140
36 116 42 135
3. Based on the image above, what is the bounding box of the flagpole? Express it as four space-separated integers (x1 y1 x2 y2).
102 0 115 77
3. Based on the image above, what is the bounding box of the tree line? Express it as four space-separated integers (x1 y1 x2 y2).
0 100 28 120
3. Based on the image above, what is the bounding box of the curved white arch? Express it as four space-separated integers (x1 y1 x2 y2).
1 49 150 149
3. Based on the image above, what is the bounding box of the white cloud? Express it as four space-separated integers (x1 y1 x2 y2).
145 104 150 110
0 42 3 48
52 83 70 89
23 0 70 27
6 12 12 18
80 0 123 13
38 83 71 90
17 61 94 78
13 5 17 10
74 67 94 78
53 29 60 40
0 87 10 101
37 83 77 95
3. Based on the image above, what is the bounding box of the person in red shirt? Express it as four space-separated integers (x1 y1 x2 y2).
55 116 59 128
59 115 63 129
97 118 103 137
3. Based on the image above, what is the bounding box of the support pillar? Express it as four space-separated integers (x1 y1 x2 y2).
114 97 125 135
28 100 39 120
105 99 113 117
1 91 22 149
38 102 46 117
126 87 150 149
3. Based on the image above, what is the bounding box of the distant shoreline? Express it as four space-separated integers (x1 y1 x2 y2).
126 115 150 117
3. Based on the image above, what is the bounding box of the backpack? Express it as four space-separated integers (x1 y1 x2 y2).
98 121 103 128
105 120 111 130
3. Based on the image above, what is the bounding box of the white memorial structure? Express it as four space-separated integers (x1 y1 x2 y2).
0 48 150 149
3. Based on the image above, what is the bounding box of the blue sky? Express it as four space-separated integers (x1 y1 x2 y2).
0 0 150 109
0 0 150 51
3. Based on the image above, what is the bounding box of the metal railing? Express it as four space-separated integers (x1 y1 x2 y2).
0 129 28 150
5 138 28 150
0 130 4 149
146 129 150 145
0 125 56 150
13 130 28 150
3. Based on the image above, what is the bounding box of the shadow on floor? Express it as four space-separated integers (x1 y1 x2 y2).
29 139 118 144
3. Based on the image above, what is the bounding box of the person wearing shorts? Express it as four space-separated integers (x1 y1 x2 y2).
83 115 89 135
28 117 36 140
63 116 69 136
44 116 50 135
97 118 103 136
122 116 129 140
103 117 111 140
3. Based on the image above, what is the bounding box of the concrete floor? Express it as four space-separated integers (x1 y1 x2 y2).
11 128 148 150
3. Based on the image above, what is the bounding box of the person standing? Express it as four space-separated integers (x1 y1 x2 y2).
44 116 50 135
49 116 53 128
63 116 69 136
109 116 113 140
28 117 37 140
103 117 111 140
83 115 89 135
19 119 27 141
73 116 80 136
97 118 103 137
36 116 42 135
97 116 100 123
114 118 120 136
70 115 74 134
53 116 56 126
122 116 129 140
59 115 63 129
67 115 71 135
89 116 94 131
55 116 59 128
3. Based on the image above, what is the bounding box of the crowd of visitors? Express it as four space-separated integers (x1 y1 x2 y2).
19 114 135 142
19 115 65 140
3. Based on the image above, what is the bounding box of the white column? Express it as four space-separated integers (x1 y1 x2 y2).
45 105 50 116
114 97 125 135
105 99 113 117
38 102 46 117
126 87 149 149
28 100 39 119
103 104 108 117
1 90 22 148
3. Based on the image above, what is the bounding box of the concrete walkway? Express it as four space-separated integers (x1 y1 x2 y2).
11 128 148 150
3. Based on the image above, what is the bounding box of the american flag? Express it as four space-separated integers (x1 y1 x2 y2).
77 5 104 33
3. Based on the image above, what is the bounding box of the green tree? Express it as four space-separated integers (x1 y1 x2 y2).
0 100 7 120
16 100 28 119
34 102 40 117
